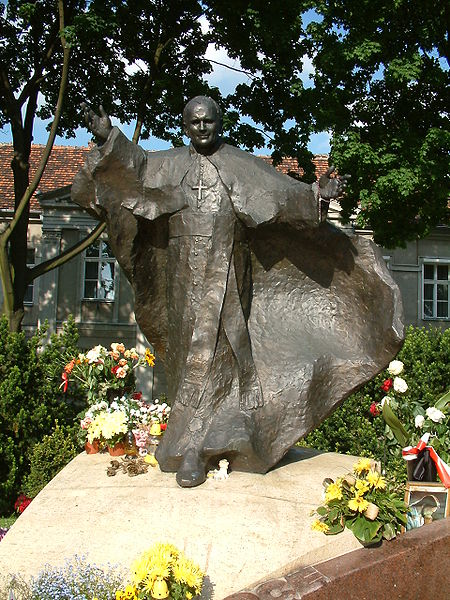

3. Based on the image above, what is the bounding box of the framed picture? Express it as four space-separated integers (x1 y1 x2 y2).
404 482 450 531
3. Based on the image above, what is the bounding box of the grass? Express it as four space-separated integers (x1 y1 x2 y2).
0 514 17 529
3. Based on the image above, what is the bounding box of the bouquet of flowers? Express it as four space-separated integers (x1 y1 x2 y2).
146 397 171 430
79 393 155 447
311 458 407 546
62 343 155 404
132 397 172 456
115 542 204 600
378 360 449 483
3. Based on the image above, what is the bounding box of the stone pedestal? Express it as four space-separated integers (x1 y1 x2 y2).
0 448 363 599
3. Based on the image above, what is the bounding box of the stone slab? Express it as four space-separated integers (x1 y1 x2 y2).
0 448 362 599
226 518 450 599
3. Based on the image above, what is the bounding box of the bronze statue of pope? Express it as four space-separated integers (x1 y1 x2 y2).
72 96 403 487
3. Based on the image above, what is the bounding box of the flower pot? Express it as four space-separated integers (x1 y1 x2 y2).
85 440 100 454
108 442 125 456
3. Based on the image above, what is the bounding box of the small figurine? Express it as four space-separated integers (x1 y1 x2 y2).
208 458 230 481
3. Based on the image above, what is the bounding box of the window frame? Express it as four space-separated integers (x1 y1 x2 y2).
421 259 450 321
23 247 36 306
81 239 117 303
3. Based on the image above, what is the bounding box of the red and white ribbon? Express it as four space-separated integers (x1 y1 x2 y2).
403 433 450 488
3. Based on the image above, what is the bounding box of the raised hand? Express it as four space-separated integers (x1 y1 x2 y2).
80 103 112 143
318 166 350 201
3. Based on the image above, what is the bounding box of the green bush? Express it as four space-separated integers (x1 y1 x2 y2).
0 316 83 514
22 423 77 499
302 326 450 481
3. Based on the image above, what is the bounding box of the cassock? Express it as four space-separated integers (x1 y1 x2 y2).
72 128 404 474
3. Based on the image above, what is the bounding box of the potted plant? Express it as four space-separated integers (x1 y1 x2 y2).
311 458 407 546
115 542 204 600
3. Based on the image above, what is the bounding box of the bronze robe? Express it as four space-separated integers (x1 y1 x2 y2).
72 128 404 473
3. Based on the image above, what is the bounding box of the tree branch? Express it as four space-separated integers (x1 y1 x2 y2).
132 39 172 144
28 222 106 281
207 58 255 79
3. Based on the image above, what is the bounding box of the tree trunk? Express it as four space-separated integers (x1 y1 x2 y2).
9 142 32 332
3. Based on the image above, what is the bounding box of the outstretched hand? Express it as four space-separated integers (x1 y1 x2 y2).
80 103 112 143
318 166 350 201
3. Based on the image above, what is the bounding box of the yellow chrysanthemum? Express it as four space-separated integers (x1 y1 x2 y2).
354 479 370 496
145 348 156 367
348 495 370 512
311 519 330 533
324 482 343 503
87 410 128 443
131 543 177 587
87 418 103 443
366 470 387 490
354 458 372 474
172 554 204 593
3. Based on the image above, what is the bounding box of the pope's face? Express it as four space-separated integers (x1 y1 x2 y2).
183 102 221 153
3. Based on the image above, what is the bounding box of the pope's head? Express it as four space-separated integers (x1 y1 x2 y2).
183 96 222 154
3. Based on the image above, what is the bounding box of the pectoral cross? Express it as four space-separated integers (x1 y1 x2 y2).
192 163 205 208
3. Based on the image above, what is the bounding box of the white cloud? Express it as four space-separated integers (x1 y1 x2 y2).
204 44 251 95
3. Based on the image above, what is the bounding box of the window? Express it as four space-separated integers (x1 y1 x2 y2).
24 248 35 305
422 262 449 319
83 240 116 301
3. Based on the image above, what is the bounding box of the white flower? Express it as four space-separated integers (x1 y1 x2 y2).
388 360 404 376
415 415 425 428
426 407 445 423
393 377 408 393
381 396 391 407
86 348 101 363
110 401 119 411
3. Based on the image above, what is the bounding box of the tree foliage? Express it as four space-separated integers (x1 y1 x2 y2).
1 1 448 332
0 315 83 513
0 0 318 330
307 0 449 247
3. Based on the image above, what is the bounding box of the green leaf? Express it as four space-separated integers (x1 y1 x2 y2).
346 514 382 543
382 522 397 540
326 522 344 535
382 402 410 447
435 390 450 411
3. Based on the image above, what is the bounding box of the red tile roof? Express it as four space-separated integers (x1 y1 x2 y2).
258 154 330 178
0 143 91 211
0 144 329 212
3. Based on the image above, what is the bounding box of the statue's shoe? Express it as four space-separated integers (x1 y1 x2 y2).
175 449 206 488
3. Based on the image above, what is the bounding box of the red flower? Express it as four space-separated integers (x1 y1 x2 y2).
14 494 32 514
381 379 393 392
133 392 143 401
369 402 380 417
160 423 167 431
111 365 119 375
